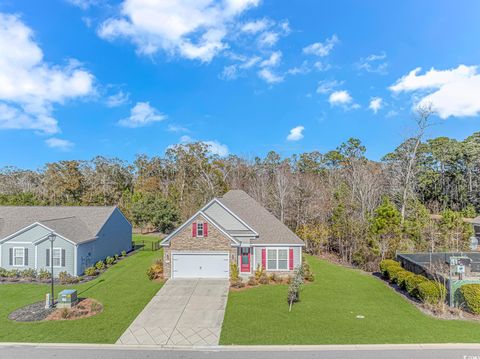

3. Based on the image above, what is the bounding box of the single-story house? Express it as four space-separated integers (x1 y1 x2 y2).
161 190 305 279
0 206 132 276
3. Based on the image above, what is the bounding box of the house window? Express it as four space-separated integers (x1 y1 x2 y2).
196 222 204 237
52 248 62 267
266 248 289 270
14 248 24 266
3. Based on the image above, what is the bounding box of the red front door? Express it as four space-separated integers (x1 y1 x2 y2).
240 248 250 272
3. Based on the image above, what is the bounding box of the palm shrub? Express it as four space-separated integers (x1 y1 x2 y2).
417 280 446 305
84 266 97 276
38 269 51 280
105 256 115 265
459 284 480 314
230 263 239 282
254 264 264 280
95 260 106 271
121 250 127 257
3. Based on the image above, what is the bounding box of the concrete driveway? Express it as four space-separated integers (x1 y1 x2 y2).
117 279 229 346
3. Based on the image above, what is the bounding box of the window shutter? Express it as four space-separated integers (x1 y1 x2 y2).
9 248 13 266
61 249 66 267
204 222 208 237
46 249 50 267
24 248 28 266
192 222 197 237
289 248 294 270
261 248 266 269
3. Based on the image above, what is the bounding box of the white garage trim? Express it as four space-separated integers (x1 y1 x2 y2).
171 252 230 279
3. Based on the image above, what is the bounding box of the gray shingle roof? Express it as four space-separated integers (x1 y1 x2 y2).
0 206 117 244
217 190 304 245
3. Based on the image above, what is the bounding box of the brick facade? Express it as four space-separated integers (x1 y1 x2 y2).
163 214 237 278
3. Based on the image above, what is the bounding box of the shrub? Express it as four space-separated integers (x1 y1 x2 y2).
405 274 428 298
146 260 163 280
255 264 265 280
121 250 127 257
58 271 79 284
417 280 446 305
230 263 239 282
379 259 400 278
258 272 269 285
114 254 119 261
397 271 415 290
7 269 20 278
386 265 404 283
230 277 245 288
247 276 258 286
302 261 315 282
38 269 51 280
0 268 7 277
269 273 282 284
287 265 305 310
95 260 106 271
84 266 97 276
20 269 37 278
459 284 480 314
105 256 115 265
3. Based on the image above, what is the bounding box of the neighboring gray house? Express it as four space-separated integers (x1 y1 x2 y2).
161 190 305 279
0 206 132 276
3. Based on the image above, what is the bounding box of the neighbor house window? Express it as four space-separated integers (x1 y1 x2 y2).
52 248 62 267
266 249 288 270
196 222 204 237
14 248 25 266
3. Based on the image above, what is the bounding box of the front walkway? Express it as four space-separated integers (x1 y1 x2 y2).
117 279 229 346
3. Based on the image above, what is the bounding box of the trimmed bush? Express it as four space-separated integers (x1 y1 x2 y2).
386 265 404 283
230 263 239 282
417 280 446 305
396 270 413 289
379 259 400 277
459 284 480 314
405 274 428 298
121 250 127 257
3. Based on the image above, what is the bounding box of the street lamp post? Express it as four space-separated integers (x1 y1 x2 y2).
48 233 56 308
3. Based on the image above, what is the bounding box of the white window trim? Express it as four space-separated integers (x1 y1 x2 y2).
266 247 289 271
196 222 204 238
51 247 63 268
13 247 25 267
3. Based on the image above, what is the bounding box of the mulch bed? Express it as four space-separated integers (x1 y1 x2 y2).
9 298 103 322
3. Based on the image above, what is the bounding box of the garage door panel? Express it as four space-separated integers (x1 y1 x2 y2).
172 253 229 278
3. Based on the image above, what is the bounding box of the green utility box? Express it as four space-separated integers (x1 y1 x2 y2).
57 289 78 308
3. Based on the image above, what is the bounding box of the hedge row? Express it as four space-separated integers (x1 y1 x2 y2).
459 284 480 314
379 259 446 305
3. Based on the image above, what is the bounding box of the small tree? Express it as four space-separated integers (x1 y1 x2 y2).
369 197 402 259
288 265 305 312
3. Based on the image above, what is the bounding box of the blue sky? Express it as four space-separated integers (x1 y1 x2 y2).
0 0 480 169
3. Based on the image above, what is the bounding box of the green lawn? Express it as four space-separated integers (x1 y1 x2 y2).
220 255 480 345
133 233 163 251
0 250 163 343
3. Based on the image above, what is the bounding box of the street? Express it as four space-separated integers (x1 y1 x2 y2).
1 344 480 359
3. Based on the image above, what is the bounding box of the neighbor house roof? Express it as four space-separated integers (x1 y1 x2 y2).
0 206 117 244
218 190 304 245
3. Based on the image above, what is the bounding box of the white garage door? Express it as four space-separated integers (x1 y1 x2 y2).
172 253 229 278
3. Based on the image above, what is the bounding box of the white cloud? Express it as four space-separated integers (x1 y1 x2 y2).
316 80 343 94
369 97 383 114
258 68 283 83
45 137 74 151
258 31 279 47
357 52 388 75
241 18 271 33
260 51 282 67
328 90 359 110
66 0 100 9
303 35 339 57
0 13 95 134
167 124 189 133
178 135 229 157
106 90 129 107
314 61 332 72
390 65 480 118
98 0 260 62
286 125 304 141
220 64 239 80
118 102 166 127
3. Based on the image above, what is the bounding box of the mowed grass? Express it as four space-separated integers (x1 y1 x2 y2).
0 250 163 343
220 255 480 345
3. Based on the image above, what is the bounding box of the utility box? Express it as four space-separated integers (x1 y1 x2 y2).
57 289 78 308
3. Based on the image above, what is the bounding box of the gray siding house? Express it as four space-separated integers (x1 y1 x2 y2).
0 206 132 276
161 190 304 279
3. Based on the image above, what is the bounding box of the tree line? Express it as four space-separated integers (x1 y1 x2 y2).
1 114 479 270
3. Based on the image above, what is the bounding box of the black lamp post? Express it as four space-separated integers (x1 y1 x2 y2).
48 233 56 308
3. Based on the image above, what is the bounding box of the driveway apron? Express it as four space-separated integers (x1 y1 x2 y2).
117 279 229 346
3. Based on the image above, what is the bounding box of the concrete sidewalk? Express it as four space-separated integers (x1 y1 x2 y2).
117 279 229 346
